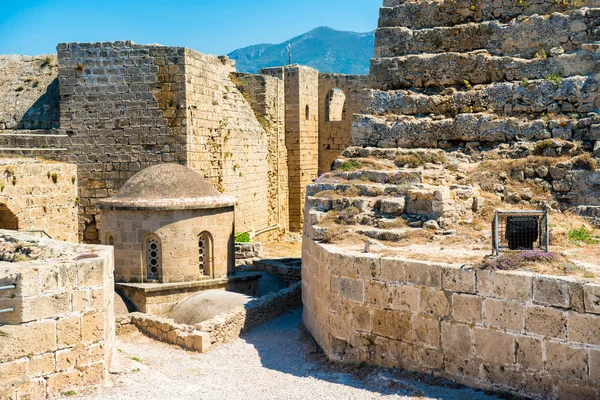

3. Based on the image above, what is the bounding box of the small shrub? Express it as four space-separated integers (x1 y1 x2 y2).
337 206 360 225
62 390 77 397
515 0 528 6
571 153 599 171
235 232 251 243
545 73 563 85
469 5 477 11
568 227 598 244
51 172 58 184
131 357 141 362
41 56 52 68
463 80 472 90
74 63 85 72
535 48 547 60
394 152 448 168
15 86 24 92
534 139 555 152
337 160 362 172
71 176 76 184
481 250 558 271
522 78 530 87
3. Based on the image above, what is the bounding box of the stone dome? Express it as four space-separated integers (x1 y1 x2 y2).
97 164 236 210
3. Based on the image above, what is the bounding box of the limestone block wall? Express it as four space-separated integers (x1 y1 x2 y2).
262 66 319 232
0 232 114 398
0 55 59 130
0 158 78 242
54 41 286 243
98 208 235 283
185 51 274 237
303 238 600 399
226 72 289 240
56 41 189 243
318 74 368 175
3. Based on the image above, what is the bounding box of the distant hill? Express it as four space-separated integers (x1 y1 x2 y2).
227 27 374 75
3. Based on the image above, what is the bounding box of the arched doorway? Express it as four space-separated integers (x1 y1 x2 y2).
0 204 18 230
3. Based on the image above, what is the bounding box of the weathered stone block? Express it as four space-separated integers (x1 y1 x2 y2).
81 312 104 344
27 353 56 377
485 299 524 331
380 258 406 282
473 328 515 364
515 335 543 371
380 197 406 215
57 315 81 348
389 284 419 312
525 305 567 339
46 370 83 397
419 288 450 318
373 309 411 341
189 331 210 353
0 359 27 386
365 281 391 308
557 383 599 400
533 276 571 308
404 261 441 288
330 276 365 303
478 270 532 301
590 349 600 383
584 283 600 315
412 314 440 349
441 322 472 355
0 320 57 363
442 267 476 294
568 311 600 345
452 294 482 324
546 341 588 380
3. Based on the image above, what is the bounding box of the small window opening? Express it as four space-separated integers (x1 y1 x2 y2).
145 235 161 281
305 105 310 120
199 232 212 276
326 88 346 122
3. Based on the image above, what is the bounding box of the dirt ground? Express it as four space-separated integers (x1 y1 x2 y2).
67 308 503 400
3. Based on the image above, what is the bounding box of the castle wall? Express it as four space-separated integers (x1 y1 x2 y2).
303 238 600 399
0 158 78 242
0 55 59 130
262 66 319 232
318 74 368 175
233 73 289 240
0 233 114 398
56 41 189 243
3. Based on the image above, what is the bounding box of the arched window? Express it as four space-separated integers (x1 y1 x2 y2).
305 105 310 120
326 88 346 122
198 232 213 276
106 232 114 246
0 204 18 230
145 234 161 281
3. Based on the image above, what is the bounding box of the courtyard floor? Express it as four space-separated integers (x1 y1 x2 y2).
69 308 503 400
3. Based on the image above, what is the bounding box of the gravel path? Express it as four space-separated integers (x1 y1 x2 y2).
71 308 501 400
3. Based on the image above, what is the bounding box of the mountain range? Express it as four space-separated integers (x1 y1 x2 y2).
227 27 374 75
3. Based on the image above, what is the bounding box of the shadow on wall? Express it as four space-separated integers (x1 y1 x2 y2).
239 308 502 400
17 78 60 130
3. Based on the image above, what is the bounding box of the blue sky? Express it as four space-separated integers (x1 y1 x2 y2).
0 0 381 56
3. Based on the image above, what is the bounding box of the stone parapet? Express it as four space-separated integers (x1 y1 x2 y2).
0 232 114 399
302 238 600 399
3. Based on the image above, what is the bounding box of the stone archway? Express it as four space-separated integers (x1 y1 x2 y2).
0 198 21 231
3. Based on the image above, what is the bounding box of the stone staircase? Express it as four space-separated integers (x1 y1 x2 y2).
305 0 600 246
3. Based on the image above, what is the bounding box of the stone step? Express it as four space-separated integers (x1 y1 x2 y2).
351 112 600 148
379 0 600 30
363 76 598 117
306 182 406 198
0 131 69 155
329 168 423 185
370 48 599 89
375 9 598 58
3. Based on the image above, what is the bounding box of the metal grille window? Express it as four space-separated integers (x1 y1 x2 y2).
199 233 211 275
492 210 549 255
146 235 161 281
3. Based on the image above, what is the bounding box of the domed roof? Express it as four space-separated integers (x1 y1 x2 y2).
97 164 236 210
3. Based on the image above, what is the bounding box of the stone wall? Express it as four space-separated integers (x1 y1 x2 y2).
261 66 319 232
302 238 600 399
52 41 286 243
127 281 302 351
252 258 302 285
0 158 78 242
318 74 368 175
233 73 289 240
0 232 114 398
0 55 59 130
